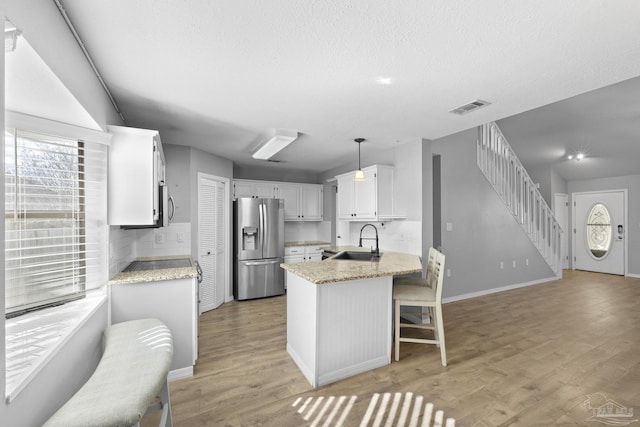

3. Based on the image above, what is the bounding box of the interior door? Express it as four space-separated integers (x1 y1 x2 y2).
573 190 625 275
199 173 227 312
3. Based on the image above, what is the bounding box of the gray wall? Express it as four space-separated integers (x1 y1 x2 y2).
422 139 433 263
568 174 640 276
164 144 192 223
432 128 555 299
165 143 235 259
234 164 322 184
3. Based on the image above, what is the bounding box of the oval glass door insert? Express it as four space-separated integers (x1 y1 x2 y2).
586 203 612 259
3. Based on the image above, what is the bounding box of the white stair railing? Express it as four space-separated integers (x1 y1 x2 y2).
477 122 563 277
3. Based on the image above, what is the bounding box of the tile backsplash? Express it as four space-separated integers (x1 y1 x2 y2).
284 221 331 243
109 222 192 278
344 220 421 256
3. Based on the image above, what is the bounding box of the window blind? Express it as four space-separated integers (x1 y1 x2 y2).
4 128 108 317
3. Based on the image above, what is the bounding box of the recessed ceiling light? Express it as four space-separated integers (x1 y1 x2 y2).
567 151 586 161
376 77 393 85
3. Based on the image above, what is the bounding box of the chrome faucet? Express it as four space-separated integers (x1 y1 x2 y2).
358 223 379 258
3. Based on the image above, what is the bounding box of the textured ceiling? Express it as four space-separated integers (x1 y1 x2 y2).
25 1 640 177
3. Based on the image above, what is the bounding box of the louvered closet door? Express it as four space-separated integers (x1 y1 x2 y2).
198 175 226 312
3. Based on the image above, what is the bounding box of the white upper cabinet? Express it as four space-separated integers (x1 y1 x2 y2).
336 165 404 221
278 183 323 221
233 179 323 221
233 180 276 199
108 125 165 226
276 183 301 220
300 185 323 221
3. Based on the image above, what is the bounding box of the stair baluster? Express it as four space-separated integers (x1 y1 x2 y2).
477 122 563 277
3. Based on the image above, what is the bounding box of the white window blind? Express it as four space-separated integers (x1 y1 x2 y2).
4 128 108 317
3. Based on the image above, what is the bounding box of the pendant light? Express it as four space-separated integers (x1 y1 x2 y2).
354 138 365 181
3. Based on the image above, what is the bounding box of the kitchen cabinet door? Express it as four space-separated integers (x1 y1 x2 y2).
107 125 164 226
337 175 355 220
300 185 323 221
233 180 276 199
253 182 276 198
284 254 305 263
335 165 401 221
277 183 323 221
304 246 324 261
353 172 376 219
277 183 301 220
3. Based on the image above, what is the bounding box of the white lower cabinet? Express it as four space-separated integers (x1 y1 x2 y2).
109 278 198 379
304 246 323 261
284 246 324 289
285 246 323 262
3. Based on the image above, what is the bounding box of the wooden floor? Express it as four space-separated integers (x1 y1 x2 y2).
143 270 640 426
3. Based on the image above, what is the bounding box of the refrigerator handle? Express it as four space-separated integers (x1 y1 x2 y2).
244 259 280 266
259 202 265 251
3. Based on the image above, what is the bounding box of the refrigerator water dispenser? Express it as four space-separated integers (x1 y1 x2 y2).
242 227 258 251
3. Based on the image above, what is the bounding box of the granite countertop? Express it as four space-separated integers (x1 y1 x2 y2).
108 255 198 285
284 240 330 247
281 251 422 284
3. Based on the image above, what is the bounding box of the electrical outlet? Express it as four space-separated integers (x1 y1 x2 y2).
513 260 516 268
155 233 165 245
177 232 185 243
526 259 529 266
446 269 451 277
500 261 504 269
446 222 453 232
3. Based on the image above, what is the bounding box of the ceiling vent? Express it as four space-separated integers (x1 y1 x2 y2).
449 99 491 115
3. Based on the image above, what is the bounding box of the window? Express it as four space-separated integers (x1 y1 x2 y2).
4 125 108 317
586 203 612 259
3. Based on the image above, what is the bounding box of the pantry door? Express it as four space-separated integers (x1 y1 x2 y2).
573 190 626 275
198 173 229 312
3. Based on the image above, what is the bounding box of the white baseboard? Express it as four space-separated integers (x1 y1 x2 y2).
626 273 640 278
443 276 558 304
168 366 193 382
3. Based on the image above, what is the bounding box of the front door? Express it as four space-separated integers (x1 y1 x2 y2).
573 190 625 275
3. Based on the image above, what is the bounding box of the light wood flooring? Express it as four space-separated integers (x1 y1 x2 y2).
143 270 640 426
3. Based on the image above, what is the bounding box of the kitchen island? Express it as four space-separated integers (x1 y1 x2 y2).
281 250 422 387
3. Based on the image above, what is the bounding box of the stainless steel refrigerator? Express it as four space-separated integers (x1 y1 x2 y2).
233 198 285 300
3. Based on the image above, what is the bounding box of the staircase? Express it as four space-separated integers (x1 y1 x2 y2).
477 122 563 277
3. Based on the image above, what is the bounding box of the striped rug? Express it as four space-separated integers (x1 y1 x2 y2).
292 392 457 427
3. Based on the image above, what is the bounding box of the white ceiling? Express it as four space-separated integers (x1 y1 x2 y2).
15 1 640 178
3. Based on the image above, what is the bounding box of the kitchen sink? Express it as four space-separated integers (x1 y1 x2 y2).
331 251 382 262
123 258 192 272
